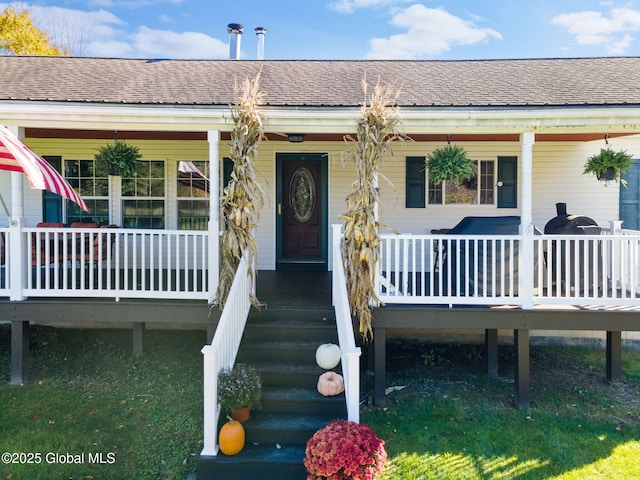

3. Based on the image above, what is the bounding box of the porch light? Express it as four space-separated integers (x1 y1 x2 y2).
287 133 305 143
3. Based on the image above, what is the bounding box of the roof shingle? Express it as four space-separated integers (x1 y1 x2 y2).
1 56 639 108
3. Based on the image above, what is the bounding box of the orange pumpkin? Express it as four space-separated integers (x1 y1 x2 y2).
317 371 345 396
219 416 245 455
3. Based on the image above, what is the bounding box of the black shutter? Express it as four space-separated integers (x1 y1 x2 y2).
497 156 517 208
406 157 426 208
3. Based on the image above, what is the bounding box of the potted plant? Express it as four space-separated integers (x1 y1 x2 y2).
94 140 142 177
304 419 387 480
218 363 261 422
583 146 634 185
426 144 476 185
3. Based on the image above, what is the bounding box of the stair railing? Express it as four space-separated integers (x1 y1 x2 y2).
332 224 362 423
201 251 252 455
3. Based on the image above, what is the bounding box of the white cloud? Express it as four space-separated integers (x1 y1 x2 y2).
328 0 404 14
0 3 226 58
27 6 124 56
366 5 502 59
551 7 640 53
131 26 228 59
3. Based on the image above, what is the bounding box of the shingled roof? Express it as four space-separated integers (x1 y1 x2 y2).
0 56 639 108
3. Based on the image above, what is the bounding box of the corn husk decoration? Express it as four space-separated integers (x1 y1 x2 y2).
340 76 402 342
215 71 266 309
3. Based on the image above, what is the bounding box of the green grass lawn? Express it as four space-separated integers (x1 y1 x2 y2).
361 341 640 480
0 325 205 480
1 326 639 479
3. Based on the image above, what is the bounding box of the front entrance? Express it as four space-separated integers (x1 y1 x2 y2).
276 153 328 271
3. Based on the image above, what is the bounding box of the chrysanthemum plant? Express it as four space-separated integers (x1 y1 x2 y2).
304 419 387 480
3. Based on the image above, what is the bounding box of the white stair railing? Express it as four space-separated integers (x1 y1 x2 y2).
332 224 362 423
201 252 252 456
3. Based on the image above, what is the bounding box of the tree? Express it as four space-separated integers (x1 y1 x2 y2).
0 7 68 55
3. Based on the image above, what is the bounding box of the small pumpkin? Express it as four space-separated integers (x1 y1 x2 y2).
317 371 345 396
219 416 245 455
315 343 341 370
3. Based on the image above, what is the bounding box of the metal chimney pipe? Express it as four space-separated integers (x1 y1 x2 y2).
227 23 243 60
255 27 266 60
556 202 567 216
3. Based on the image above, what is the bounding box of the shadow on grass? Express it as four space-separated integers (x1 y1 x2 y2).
361 340 640 480
0 325 206 480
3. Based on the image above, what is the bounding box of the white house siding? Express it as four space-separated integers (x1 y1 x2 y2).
5 135 637 268
531 140 623 228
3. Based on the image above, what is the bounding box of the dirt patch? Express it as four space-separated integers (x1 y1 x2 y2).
363 339 640 420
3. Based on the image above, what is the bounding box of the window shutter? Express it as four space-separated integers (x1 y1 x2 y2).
406 157 426 208
497 156 517 208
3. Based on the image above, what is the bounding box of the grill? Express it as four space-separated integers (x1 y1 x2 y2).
543 203 602 293
442 216 542 296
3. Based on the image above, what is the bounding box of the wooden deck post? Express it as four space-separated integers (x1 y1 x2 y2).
606 331 622 381
485 328 498 377
11 320 29 384
514 329 530 409
373 326 386 406
133 322 145 356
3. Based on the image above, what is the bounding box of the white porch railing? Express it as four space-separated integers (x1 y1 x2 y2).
331 224 361 424
377 233 522 306
201 252 252 456
376 231 640 308
5 226 209 300
534 234 640 306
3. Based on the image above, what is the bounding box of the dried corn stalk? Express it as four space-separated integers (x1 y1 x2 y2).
340 76 402 342
215 71 266 309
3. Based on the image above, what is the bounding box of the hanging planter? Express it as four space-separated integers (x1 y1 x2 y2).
583 143 634 186
94 140 142 177
426 143 475 185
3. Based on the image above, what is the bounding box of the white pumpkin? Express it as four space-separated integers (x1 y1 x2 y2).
317 371 345 396
315 343 341 369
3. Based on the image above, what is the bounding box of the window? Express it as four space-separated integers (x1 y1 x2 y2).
429 160 495 205
405 157 426 208
65 159 110 224
122 160 165 229
176 160 210 230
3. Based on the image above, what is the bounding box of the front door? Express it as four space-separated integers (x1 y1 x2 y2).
276 153 328 270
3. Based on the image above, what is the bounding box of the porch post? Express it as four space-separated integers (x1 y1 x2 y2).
373 326 386 406
11 320 29 384
207 130 220 304
514 328 530 409
606 331 622 381
9 126 26 301
519 132 535 309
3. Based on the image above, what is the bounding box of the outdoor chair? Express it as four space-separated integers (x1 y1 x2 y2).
32 222 66 266
69 223 118 264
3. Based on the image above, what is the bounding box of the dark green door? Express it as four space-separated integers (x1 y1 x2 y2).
276 153 328 271
620 159 640 230
497 156 517 208
42 156 63 223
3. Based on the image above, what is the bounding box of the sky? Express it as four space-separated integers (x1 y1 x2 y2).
3 0 640 60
